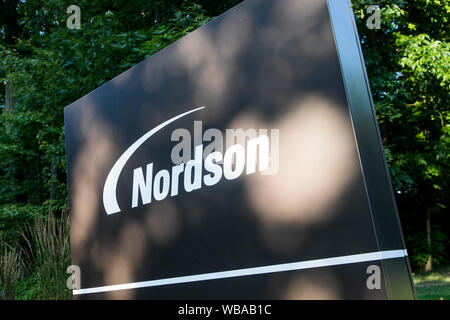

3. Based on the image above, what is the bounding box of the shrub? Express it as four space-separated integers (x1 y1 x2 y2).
0 240 23 299
0 204 39 245
21 208 71 299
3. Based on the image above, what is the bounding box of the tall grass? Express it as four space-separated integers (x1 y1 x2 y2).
0 241 23 300
21 208 71 299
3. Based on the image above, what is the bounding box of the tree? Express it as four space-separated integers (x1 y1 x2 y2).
352 0 449 271
0 0 216 239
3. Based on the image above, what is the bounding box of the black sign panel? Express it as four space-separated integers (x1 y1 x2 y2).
64 0 414 299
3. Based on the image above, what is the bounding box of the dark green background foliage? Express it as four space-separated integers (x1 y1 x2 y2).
351 0 449 270
0 0 448 274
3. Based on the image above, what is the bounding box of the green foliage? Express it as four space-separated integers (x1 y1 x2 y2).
407 227 448 271
0 204 39 245
0 0 225 300
414 265 450 300
352 0 450 271
15 273 39 300
138 3 212 59
0 1 215 216
20 209 71 299
1 209 70 300
0 241 23 299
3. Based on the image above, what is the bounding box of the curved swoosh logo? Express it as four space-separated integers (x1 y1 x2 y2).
103 106 205 215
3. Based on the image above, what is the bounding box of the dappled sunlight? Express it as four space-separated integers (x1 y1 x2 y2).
104 220 149 299
263 0 331 58
86 200 180 299
173 28 231 104
275 0 324 22
170 5 255 122
283 271 342 299
70 100 114 260
245 95 359 226
66 0 378 299
2 0 426 300
225 110 266 148
217 8 252 60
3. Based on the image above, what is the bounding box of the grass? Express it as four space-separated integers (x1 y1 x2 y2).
19 208 71 300
0 241 23 299
413 265 450 300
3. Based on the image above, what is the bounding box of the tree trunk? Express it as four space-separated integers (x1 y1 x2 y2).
5 80 14 112
425 209 432 272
